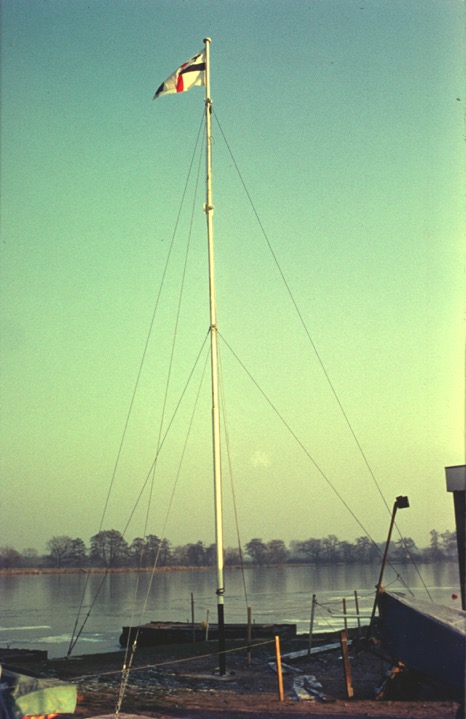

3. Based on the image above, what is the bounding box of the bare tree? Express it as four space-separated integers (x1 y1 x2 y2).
0 546 22 569
266 539 288 565
90 530 129 567
245 538 268 565
297 538 323 564
322 535 340 563
47 536 74 568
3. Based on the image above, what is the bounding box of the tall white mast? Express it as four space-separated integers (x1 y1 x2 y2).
203 36 226 675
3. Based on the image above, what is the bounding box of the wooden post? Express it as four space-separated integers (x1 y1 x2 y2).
342 598 348 632
274 635 285 702
205 609 210 641
247 606 252 666
340 630 354 698
308 593 316 655
354 591 361 633
191 592 195 643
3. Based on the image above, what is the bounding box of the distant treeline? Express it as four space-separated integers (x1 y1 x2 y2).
0 529 457 570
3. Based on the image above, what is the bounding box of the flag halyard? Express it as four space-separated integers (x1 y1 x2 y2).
154 50 206 100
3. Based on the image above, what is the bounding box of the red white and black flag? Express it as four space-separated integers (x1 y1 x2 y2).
153 50 206 99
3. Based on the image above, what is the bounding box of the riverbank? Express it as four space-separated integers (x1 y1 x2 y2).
3 634 461 719
0 566 212 575
0 559 459 576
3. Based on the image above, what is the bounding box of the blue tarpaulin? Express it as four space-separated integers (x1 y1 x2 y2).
0 666 76 719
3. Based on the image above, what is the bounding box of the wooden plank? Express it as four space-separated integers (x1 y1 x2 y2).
281 640 345 661
340 630 354 699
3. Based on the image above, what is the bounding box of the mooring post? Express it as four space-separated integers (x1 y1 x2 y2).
308 593 316 655
247 606 252 666
274 634 285 702
191 592 195 643
340 629 354 698
354 590 361 633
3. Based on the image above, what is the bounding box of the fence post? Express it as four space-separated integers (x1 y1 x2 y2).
308 593 316 655
247 606 252 666
354 590 361 634
191 592 195 643
340 629 354 698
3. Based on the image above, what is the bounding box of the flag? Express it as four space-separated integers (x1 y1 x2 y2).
153 50 206 100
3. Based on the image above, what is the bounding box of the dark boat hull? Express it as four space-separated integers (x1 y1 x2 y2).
120 621 296 647
377 589 466 698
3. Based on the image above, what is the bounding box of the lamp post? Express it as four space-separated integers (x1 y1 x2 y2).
369 495 409 632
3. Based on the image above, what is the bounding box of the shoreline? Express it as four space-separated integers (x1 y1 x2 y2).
0 566 214 576
0 559 458 576
2 634 461 719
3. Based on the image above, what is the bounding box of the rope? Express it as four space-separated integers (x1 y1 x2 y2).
140 120 206 544
73 637 276 684
117 133 209 713
212 108 431 601
218 332 385 553
213 110 391 514
68 111 206 657
217 349 250 612
117 347 211 713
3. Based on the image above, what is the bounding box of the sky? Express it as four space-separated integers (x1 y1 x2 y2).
1 0 464 556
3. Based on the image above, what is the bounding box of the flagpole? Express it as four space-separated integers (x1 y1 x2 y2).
203 36 226 676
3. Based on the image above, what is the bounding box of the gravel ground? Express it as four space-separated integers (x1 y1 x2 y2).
3 635 462 719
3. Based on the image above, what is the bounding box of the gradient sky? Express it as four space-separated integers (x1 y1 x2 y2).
1 0 464 555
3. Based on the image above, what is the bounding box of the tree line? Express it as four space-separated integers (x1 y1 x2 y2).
0 529 457 570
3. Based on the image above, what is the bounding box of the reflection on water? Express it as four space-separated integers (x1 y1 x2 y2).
249 566 287 596
0 562 460 658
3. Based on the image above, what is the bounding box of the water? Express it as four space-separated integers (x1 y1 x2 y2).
0 562 460 658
